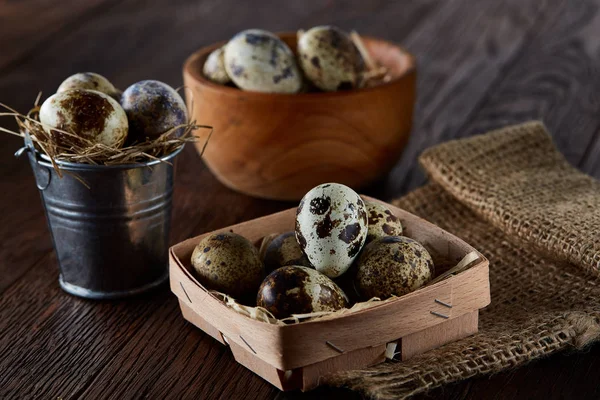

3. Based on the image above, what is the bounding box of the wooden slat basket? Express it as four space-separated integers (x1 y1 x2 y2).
170 196 490 391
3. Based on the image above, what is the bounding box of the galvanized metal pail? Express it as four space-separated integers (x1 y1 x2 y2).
16 138 183 299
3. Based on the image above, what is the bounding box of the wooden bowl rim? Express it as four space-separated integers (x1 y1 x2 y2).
183 32 417 99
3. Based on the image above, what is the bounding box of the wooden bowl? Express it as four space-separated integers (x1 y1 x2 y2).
170 196 490 391
183 33 416 200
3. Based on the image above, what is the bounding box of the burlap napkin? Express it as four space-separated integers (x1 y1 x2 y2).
325 121 600 399
421 121 600 276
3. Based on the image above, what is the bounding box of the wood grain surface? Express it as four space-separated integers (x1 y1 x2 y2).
1 0 600 399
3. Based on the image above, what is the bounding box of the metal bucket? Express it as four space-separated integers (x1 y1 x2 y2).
16 137 183 299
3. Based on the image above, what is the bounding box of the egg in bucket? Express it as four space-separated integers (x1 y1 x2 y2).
183 28 416 200
9 73 210 299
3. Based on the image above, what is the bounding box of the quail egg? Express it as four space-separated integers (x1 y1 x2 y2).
332 261 361 305
295 183 368 278
356 236 434 300
224 29 302 93
39 89 128 148
263 231 312 274
297 26 365 91
191 232 264 301
203 47 231 84
120 80 188 142
364 200 403 243
57 72 121 99
257 266 348 319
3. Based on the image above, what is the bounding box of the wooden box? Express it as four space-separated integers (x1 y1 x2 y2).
169 196 490 391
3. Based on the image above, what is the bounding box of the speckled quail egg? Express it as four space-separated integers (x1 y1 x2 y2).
57 72 122 99
297 26 365 91
39 89 128 148
332 261 361 305
191 232 264 301
120 80 188 142
224 29 302 93
364 200 403 243
257 266 348 319
295 183 368 278
203 47 231 84
356 236 434 300
263 231 312 274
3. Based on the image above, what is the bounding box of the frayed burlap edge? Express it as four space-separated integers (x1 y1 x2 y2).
326 311 600 400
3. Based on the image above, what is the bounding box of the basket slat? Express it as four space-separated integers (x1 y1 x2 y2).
401 310 479 360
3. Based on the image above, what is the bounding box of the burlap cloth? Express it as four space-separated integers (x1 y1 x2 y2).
324 121 600 399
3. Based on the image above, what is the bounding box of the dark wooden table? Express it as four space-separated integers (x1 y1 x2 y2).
2 1 600 399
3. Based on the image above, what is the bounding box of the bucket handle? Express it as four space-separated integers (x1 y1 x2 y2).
15 132 51 191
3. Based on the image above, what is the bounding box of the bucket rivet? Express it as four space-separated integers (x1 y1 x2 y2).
34 167 51 191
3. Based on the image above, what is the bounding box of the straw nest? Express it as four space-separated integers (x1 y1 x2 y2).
1 93 212 174
208 233 481 326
